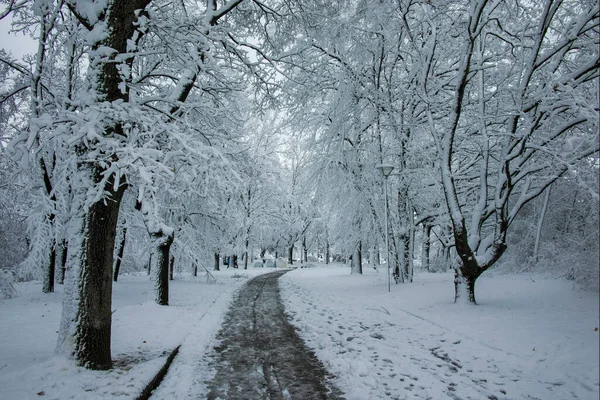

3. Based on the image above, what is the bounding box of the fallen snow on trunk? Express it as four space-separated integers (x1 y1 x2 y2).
0 268 274 399
279 264 599 400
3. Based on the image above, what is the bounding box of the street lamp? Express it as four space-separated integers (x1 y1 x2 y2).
377 164 395 292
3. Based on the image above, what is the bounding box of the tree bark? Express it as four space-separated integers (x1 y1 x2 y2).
288 246 294 265
350 241 362 274
325 241 329 264
422 225 432 272
214 252 220 271
113 227 127 282
43 238 56 293
56 240 67 284
153 231 174 306
400 233 410 283
454 268 477 304
302 236 307 263
169 254 175 281
56 172 126 370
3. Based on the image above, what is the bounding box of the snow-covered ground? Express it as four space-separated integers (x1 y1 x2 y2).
1 264 598 399
0 268 273 400
279 263 600 400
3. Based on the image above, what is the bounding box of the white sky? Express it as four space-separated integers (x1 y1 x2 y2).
0 15 37 60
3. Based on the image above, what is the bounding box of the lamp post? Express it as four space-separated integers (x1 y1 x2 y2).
377 164 395 292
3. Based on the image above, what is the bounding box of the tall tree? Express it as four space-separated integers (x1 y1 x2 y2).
423 0 599 303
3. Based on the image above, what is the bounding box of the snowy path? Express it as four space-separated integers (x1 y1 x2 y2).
204 270 344 399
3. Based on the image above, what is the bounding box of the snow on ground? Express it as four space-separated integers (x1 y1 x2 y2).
0 268 273 400
279 263 600 400
1 263 597 400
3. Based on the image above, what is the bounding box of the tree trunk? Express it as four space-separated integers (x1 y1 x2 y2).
302 236 307 264
152 231 174 306
454 268 477 304
325 241 330 264
400 233 410 283
422 225 432 272
113 227 127 282
147 253 152 275
55 0 152 370
394 249 402 283
244 235 249 269
43 239 56 293
169 254 175 281
56 240 67 284
214 252 220 271
533 186 551 263
288 246 294 265
56 171 126 370
350 241 362 274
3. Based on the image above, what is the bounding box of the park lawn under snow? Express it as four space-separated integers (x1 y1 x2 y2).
0 268 274 400
1 264 598 400
279 264 600 400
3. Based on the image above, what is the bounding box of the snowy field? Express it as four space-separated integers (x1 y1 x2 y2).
280 264 600 400
0 268 274 400
0 264 598 400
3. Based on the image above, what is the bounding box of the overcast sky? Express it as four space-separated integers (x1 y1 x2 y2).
0 16 37 60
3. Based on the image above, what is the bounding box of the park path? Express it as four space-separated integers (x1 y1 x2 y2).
206 270 345 400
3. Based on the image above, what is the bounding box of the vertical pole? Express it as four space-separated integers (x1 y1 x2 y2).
384 177 390 292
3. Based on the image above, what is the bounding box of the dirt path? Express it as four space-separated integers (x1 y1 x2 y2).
206 270 345 400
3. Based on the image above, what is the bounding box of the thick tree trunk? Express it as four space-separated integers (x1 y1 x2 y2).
214 252 220 271
169 254 175 281
288 246 294 265
56 171 126 370
350 241 362 274
56 0 152 370
113 227 127 282
153 232 174 306
394 250 402 283
454 268 477 304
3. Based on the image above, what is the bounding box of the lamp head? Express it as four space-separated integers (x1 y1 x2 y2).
376 164 395 178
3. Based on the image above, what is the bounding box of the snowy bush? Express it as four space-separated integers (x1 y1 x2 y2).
494 173 599 291
0 269 18 299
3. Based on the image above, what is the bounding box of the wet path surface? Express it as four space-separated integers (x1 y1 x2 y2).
206 270 345 400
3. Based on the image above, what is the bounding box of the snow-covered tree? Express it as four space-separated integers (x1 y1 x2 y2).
421 0 599 303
